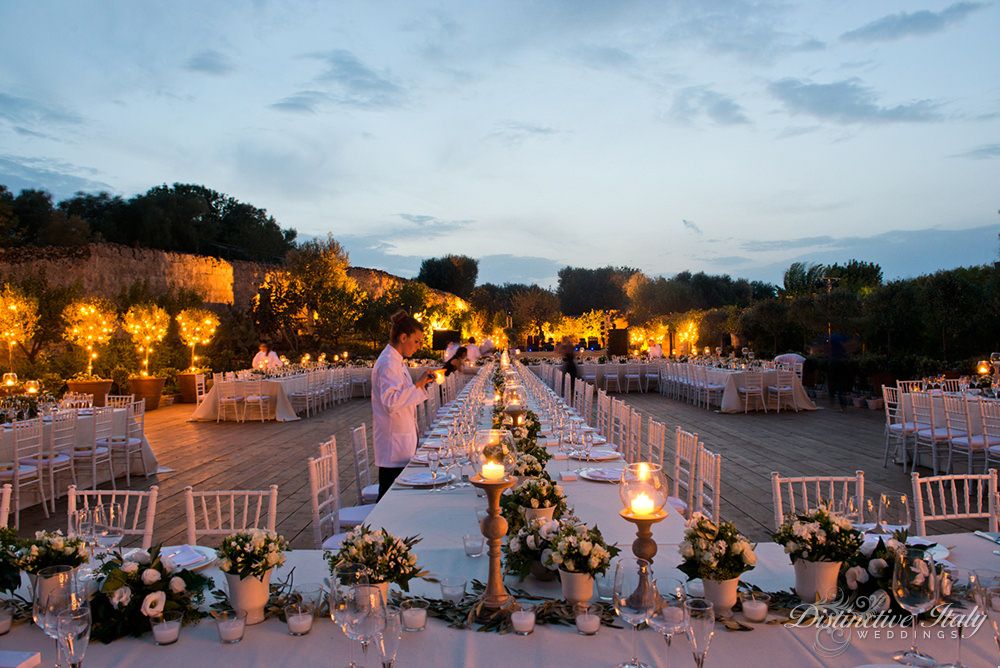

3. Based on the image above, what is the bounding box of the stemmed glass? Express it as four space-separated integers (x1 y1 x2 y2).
879 494 911 534
57 607 92 668
94 503 125 555
427 449 441 493
33 566 86 668
891 547 938 666
613 558 656 668
685 598 716 668
330 563 368 668
649 580 689 667
70 508 98 581
558 428 574 474
345 585 386 664
971 570 1000 660
379 605 403 668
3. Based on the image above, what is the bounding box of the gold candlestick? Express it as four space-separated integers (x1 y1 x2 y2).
620 508 668 607
471 473 517 610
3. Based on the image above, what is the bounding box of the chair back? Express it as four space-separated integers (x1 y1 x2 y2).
911 469 998 536
127 399 145 438
11 418 44 461
104 394 135 408
50 409 78 455
351 424 373 504
673 427 699 512
308 453 342 547
595 391 611 437
319 435 336 459
694 447 722 523
0 484 10 529
897 380 924 394
942 395 972 441
770 471 865 531
909 392 937 429
741 372 764 392
626 409 642 462
67 484 159 550
881 385 903 428
982 401 1000 444
184 485 279 545
774 369 795 389
941 379 962 392
92 406 115 441
647 417 667 468
195 374 207 403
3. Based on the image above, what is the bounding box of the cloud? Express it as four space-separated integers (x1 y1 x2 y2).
303 49 404 109
769 78 941 124
184 49 236 75
477 254 564 287
269 91 330 114
952 143 1000 159
485 121 559 146
682 219 703 235
775 125 820 139
670 86 749 125
0 154 111 199
394 213 474 237
740 235 836 252
0 92 81 127
841 2 985 43
571 44 636 70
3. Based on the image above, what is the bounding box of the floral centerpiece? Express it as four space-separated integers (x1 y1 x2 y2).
0 527 22 595
504 518 562 580
508 478 567 523
678 513 756 611
325 525 427 596
773 507 863 603
217 529 288 624
544 520 619 606
15 530 89 574
91 546 212 643
511 453 549 480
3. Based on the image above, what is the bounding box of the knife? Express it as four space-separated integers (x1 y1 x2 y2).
974 530 1000 544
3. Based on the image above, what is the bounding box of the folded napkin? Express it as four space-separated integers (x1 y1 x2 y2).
161 545 204 571
558 470 579 482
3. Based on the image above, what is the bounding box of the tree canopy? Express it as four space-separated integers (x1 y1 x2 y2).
416 255 479 299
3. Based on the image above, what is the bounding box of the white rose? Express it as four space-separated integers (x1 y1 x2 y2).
121 561 139 575
140 591 167 617
867 558 888 577
579 540 593 557
132 550 152 565
845 565 869 591
169 576 186 594
742 547 757 567
141 569 162 585
111 586 132 609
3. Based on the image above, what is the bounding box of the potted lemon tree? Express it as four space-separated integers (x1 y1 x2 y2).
63 298 117 406
123 304 169 410
175 308 219 403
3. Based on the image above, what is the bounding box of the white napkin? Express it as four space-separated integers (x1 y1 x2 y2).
162 545 204 571
558 470 579 482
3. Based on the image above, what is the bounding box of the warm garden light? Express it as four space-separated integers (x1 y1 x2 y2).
2 372 16 387
978 360 991 375
23 380 39 394
0 285 38 373
63 298 116 376
124 304 169 377
176 308 219 371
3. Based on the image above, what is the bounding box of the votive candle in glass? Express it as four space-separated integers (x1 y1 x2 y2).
400 599 428 632
575 605 602 635
215 610 246 644
511 606 535 636
285 603 314 636
740 592 770 623
151 611 182 645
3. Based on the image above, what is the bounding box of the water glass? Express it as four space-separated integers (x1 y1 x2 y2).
379 606 403 667
650 581 688 656
613 558 655 668
57 606 91 667
440 577 466 603
685 598 716 668
94 503 125 553
878 493 911 534
463 534 485 558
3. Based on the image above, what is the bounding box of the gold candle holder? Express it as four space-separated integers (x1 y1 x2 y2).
619 508 668 607
470 473 517 611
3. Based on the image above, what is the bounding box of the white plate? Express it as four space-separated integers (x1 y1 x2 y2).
579 466 627 483
420 438 447 449
570 448 621 462
396 471 454 487
155 545 216 572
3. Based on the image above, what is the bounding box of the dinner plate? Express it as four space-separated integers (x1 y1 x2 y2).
579 466 627 483
570 448 621 462
155 544 216 572
395 471 454 487
420 438 447 449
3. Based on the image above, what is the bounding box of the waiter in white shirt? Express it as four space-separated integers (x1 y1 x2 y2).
647 340 663 358
465 337 481 364
372 311 436 499
251 342 283 370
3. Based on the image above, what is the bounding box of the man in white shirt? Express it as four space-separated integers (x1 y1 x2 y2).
251 343 283 370
465 337 481 364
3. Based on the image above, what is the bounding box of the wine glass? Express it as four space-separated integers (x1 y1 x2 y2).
379 605 403 668
685 598 716 668
613 557 656 668
94 503 125 554
57 606 91 668
879 494 911 534
971 569 1000 660
345 585 386 664
34 566 84 667
850 496 878 533
70 508 98 581
649 580 688 666
891 547 938 666
427 449 441 493
330 563 368 668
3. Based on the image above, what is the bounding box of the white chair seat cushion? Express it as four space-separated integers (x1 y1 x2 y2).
97 436 141 449
667 496 688 515
340 504 376 527
917 427 952 441
768 385 794 392
951 434 1000 449
22 453 71 466
0 463 39 478
73 446 110 458
889 422 919 434
361 483 379 504
244 395 271 402
321 532 348 550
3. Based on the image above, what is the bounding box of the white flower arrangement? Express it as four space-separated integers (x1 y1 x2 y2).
677 513 756 582
543 520 619 576
504 517 563 578
216 529 288 580
325 525 427 592
508 477 567 511
511 453 548 479
773 507 863 564
15 530 89 574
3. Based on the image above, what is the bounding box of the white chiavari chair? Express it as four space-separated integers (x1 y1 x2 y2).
308 454 349 550
625 409 643 462
696 366 724 410
882 385 917 467
195 374 208 405
217 379 244 422
243 379 272 423
737 372 766 413
351 370 370 399
647 417 667 468
603 365 622 393
99 399 148 486
319 435 336 459
595 390 611 438
623 363 642 394
770 471 865 531
941 379 962 393
642 361 659 394
45 408 79 511
911 469 998 536
2 419 48 527
694 447 722 523
562 373 573 402
184 485 279 545
609 399 628 452
668 427 699 518
0 484 10 529
68 484 159 550
73 406 116 490
351 424 380 505
910 392 949 475
572 382 586 415
983 402 1000 471
942 395 981 474
583 382 595 427
767 368 798 413
897 380 925 394
104 394 134 408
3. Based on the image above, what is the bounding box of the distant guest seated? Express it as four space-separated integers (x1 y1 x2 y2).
443 347 468 376
251 343 283 370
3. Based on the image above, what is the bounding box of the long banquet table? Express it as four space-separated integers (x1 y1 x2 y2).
4 365 998 666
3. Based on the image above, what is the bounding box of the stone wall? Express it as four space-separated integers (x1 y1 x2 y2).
0 243 461 309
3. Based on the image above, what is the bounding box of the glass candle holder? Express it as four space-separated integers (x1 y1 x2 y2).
440 577 466 603
511 605 536 636
463 534 485 558
575 604 602 635
619 462 668 519
740 592 770 623
400 599 429 632
151 611 182 645
214 610 247 644
285 603 314 636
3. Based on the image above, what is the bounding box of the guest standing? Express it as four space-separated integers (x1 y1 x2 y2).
372 311 436 500
251 342 282 370
560 337 578 392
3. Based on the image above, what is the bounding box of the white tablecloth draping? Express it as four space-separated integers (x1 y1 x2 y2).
0 410 158 507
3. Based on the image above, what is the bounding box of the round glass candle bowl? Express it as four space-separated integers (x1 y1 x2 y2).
619 462 669 519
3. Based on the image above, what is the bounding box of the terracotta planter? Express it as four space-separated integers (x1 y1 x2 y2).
521 506 556 523
867 398 884 411
702 577 740 613
794 559 842 603
177 373 198 403
66 380 113 407
226 570 272 625
559 569 594 606
128 377 166 411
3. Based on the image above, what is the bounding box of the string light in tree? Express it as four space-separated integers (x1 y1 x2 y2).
123 304 169 377
0 284 39 376
176 308 219 371
63 298 117 376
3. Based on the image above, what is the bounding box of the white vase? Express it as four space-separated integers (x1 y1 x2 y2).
559 569 594 606
793 560 842 603
226 570 272 625
702 577 739 613
522 505 556 523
